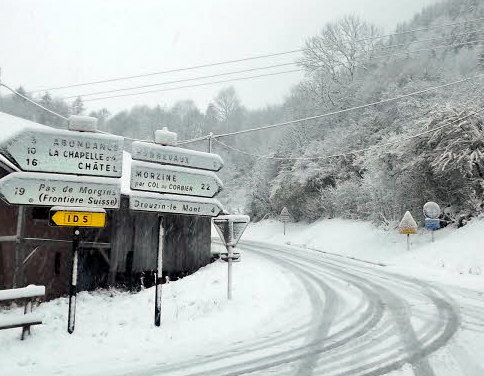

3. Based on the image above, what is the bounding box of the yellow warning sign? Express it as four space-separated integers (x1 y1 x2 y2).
49 210 106 227
399 228 417 235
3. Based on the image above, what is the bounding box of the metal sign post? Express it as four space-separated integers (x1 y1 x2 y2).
68 227 80 334
280 207 290 236
48 207 107 334
155 216 164 327
227 220 234 300
213 215 250 300
423 202 441 243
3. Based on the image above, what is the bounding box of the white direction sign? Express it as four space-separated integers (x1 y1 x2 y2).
0 127 123 177
132 141 224 171
0 172 121 208
130 160 223 198
130 192 224 217
213 215 250 248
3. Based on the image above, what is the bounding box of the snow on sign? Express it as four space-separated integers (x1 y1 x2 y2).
213 215 250 248
131 141 224 172
423 201 441 219
280 207 290 222
0 127 123 177
0 172 121 208
130 160 223 198
398 211 418 235
130 192 224 217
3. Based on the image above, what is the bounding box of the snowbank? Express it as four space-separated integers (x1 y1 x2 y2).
244 218 484 287
0 250 304 376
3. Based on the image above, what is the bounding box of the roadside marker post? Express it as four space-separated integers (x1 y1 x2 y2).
213 215 250 300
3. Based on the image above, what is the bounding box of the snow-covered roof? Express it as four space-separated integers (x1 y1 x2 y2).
0 111 48 144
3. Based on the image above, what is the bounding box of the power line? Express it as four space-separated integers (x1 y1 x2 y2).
177 74 483 144
28 50 301 94
81 69 303 102
212 107 484 160
0 83 68 121
74 39 481 103
28 17 484 94
66 32 483 100
62 62 297 99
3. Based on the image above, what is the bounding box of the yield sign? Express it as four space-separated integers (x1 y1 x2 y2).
213 215 250 248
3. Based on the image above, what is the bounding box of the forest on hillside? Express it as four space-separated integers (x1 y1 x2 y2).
0 0 483 226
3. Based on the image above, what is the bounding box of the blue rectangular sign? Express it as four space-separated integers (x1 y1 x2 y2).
425 218 440 230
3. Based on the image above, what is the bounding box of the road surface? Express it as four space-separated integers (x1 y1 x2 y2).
124 239 484 376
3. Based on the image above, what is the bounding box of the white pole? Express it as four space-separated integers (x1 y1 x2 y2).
227 220 234 300
407 234 410 251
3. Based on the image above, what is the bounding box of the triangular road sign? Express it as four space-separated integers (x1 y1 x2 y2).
280 207 290 222
213 215 250 248
398 211 418 234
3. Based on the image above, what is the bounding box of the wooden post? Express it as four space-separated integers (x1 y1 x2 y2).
13 206 26 288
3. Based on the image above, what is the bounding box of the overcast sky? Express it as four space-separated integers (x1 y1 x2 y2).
0 0 441 114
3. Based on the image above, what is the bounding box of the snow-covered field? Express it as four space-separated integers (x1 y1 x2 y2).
246 218 484 290
2 218 484 375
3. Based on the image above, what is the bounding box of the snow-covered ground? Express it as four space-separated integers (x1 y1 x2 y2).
0 249 306 376
245 218 484 289
3 217 484 375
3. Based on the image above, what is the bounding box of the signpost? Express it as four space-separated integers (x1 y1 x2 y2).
48 207 107 334
129 129 225 326
423 201 441 242
280 207 290 235
130 161 223 198
0 172 121 208
0 127 123 177
213 215 250 300
0 115 124 335
131 141 224 171
398 211 418 251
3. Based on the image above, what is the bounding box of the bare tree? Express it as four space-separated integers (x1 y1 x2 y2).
299 15 381 83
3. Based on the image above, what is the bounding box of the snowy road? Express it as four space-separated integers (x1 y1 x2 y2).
125 239 484 376
3 238 484 376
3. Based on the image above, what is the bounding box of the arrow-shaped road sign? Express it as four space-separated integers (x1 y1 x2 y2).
0 127 124 177
131 141 224 171
49 207 107 227
130 192 224 217
0 172 121 208
130 160 223 198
